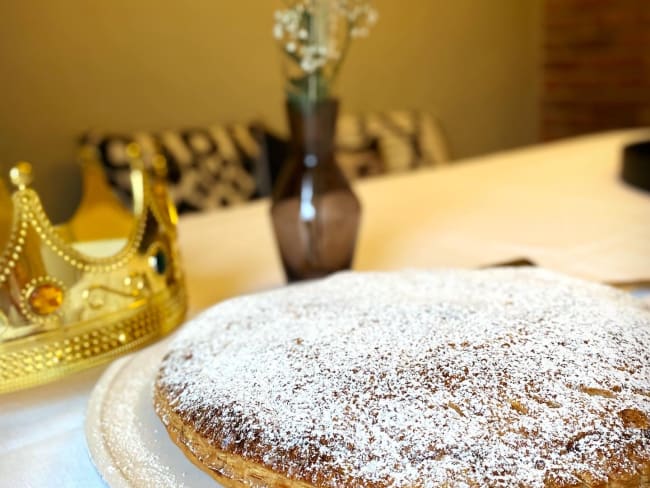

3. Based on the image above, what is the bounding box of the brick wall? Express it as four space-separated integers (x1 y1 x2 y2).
542 0 650 140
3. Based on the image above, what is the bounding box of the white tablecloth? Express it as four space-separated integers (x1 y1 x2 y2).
1 129 649 487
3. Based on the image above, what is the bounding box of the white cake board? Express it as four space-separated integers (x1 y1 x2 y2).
85 340 220 487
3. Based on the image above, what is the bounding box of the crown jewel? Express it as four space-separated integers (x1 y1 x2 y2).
0 146 187 393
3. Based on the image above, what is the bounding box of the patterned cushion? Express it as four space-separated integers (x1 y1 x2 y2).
337 111 450 178
264 111 450 184
82 124 270 214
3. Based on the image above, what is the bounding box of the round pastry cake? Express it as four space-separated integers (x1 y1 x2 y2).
154 268 650 487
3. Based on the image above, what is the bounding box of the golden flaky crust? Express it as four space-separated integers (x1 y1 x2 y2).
155 387 314 488
154 269 650 487
155 380 650 488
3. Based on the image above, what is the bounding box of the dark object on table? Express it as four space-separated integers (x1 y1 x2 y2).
271 99 361 283
485 258 536 268
622 141 650 192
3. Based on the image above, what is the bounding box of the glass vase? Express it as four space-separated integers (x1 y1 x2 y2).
271 99 361 282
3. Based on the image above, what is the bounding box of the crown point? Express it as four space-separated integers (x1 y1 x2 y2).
152 154 168 178
9 161 33 189
126 143 141 160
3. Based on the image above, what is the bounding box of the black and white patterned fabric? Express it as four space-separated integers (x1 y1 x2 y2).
264 110 450 185
83 111 448 214
336 111 450 180
83 124 270 214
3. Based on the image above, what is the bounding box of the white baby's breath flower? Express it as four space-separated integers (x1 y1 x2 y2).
300 58 316 73
350 26 368 38
273 0 377 98
367 8 379 24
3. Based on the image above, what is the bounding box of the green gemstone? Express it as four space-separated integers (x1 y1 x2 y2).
150 249 167 275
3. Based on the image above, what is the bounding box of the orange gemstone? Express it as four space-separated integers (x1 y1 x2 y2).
29 283 64 315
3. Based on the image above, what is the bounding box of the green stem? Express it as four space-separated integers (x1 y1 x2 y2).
287 68 330 106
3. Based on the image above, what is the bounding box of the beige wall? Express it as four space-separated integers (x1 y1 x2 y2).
0 0 540 220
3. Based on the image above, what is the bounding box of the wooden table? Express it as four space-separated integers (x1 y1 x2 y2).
1 129 649 487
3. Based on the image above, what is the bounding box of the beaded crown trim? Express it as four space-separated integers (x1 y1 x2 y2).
0 146 187 393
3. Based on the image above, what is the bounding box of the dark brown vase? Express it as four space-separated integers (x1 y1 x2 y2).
271 99 361 282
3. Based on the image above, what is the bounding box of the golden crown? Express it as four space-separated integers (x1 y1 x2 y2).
0 145 187 393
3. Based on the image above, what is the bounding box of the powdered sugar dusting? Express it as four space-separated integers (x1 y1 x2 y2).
156 268 650 487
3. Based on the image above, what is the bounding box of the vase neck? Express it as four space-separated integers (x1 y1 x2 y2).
286 99 339 166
